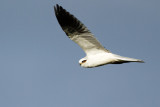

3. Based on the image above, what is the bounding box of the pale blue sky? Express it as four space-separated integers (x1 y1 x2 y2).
0 0 160 107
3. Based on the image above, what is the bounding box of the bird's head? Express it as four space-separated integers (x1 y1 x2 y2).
79 58 87 67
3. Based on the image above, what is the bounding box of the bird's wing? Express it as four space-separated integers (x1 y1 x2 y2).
54 4 110 55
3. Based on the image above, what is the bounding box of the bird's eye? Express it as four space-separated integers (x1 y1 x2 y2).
82 60 87 63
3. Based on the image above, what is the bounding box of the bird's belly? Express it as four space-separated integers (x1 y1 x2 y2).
87 53 114 67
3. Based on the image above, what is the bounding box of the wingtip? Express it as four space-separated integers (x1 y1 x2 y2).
54 4 59 7
53 4 60 11
54 4 66 15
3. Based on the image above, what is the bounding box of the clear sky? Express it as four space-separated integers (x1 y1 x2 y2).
0 0 160 107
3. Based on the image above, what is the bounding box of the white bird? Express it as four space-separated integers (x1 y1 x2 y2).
54 4 144 68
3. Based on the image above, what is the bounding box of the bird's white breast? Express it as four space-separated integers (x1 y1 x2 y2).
84 53 115 68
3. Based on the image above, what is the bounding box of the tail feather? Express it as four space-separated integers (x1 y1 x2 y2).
112 54 144 64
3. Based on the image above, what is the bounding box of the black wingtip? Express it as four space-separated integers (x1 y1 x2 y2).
54 4 59 14
54 4 90 35
54 4 61 15
54 4 59 8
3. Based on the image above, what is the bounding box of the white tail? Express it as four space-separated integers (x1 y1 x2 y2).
113 54 144 63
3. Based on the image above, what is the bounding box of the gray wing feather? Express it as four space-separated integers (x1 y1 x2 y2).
54 4 110 55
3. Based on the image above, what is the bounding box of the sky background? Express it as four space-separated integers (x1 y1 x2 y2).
0 0 160 107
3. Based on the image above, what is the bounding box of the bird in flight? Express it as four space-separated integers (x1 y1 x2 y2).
54 4 144 68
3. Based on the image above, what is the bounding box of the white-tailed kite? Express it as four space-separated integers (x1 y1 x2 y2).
54 4 144 68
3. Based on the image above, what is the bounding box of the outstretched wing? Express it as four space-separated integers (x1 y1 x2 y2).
54 4 110 55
